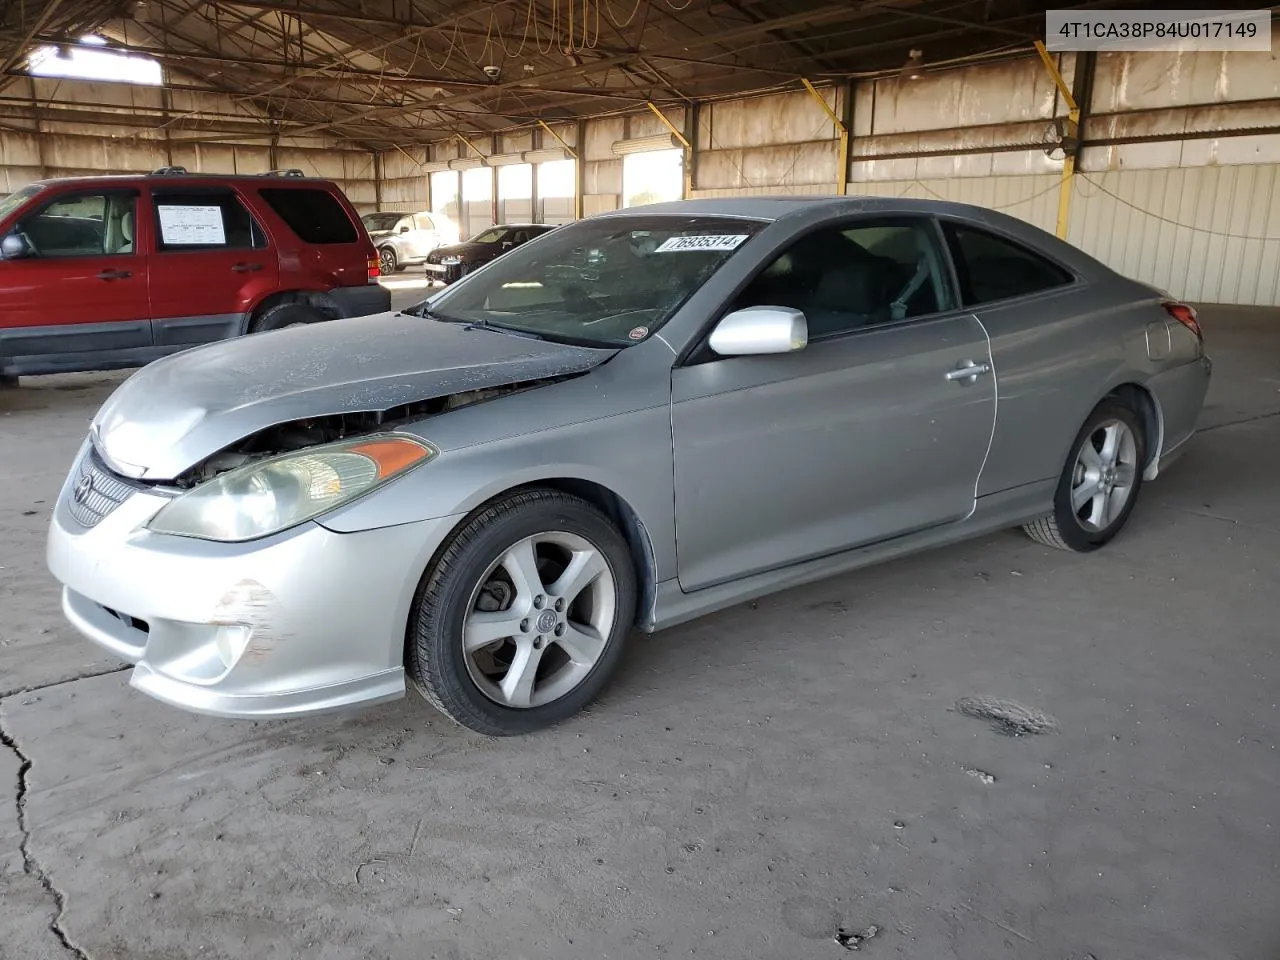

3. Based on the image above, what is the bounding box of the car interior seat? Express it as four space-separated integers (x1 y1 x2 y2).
116 210 134 254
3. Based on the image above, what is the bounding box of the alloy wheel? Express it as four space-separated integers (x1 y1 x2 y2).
462 531 616 709
1070 419 1138 532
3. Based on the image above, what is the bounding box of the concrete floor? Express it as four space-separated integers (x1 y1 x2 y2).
1 303 1277 960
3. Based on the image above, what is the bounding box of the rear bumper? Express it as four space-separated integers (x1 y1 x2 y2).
326 283 392 318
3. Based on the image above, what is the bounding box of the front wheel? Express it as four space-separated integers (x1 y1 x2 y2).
378 247 399 275
407 489 637 736
1023 401 1147 552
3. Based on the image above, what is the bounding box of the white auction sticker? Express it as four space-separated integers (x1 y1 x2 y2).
654 234 748 253
157 204 226 245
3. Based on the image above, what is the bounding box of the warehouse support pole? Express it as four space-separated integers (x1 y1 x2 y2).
801 78 848 196
1034 40 1080 240
645 101 693 199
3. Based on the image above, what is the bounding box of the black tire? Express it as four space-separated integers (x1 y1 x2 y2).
407 489 637 736
248 302 326 334
0 373 17 388
378 247 398 276
1023 400 1147 552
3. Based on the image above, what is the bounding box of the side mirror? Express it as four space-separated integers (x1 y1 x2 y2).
399 225 410 234
0 234 30 260
708 306 808 356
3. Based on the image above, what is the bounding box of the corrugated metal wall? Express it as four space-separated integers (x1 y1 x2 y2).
0 77 382 211
1069 165 1280 305
13 50 1280 305
395 48 1280 305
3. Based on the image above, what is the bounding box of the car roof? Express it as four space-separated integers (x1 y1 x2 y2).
26 171 336 190
592 195 1021 223
591 195 1115 279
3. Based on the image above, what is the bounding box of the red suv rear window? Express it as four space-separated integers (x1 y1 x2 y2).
258 187 358 245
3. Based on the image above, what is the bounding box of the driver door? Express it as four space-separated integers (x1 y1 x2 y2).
670 217 997 592
0 188 151 355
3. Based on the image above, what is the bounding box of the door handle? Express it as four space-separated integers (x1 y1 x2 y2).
945 360 992 382
96 269 131 280
231 262 263 273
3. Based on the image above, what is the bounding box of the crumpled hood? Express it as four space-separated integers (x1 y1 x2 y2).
92 311 616 480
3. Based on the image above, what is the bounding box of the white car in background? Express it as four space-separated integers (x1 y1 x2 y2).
362 211 460 275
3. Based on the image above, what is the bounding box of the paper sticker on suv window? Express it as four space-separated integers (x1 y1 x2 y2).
158 204 226 245
654 234 748 253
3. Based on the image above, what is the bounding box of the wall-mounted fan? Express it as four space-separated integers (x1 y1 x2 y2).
1041 116 1079 161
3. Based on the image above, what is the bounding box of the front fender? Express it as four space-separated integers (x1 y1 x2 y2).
316 404 679 581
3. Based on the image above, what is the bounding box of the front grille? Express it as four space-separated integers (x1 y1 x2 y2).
66 446 140 528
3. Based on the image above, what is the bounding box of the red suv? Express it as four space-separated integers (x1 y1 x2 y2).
0 167 389 380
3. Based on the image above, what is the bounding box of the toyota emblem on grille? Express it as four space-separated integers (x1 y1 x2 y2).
73 473 94 505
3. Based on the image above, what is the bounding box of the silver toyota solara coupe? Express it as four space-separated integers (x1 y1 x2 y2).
46 197 1211 735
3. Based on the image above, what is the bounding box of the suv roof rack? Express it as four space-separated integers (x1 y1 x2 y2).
260 168 307 178
150 165 189 176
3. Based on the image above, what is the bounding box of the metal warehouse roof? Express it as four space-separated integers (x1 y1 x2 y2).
0 0 1188 149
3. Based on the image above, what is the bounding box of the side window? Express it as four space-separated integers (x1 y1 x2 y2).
152 190 265 252
731 219 954 339
14 192 136 258
414 213 436 231
943 223 1073 305
258 188 358 244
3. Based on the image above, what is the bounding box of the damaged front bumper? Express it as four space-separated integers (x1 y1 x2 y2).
46 446 461 719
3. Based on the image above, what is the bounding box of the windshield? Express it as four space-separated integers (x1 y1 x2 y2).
362 213 401 231
469 227 510 244
0 184 45 224
424 215 764 347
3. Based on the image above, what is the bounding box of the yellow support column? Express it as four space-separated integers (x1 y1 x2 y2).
801 78 848 196
1034 41 1080 240
538 118 582 220
646 102 693 199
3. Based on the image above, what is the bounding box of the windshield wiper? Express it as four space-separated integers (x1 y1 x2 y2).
465 320 545 341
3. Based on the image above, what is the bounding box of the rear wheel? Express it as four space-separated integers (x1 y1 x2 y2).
248 302 325 334
1023 401 1146 552
379 247 399 275
407 489 636 736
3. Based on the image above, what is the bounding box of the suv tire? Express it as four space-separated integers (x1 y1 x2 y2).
249 302 326 334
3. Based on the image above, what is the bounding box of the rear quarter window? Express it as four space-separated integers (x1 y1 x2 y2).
258 187 358 244
942 222 1074 306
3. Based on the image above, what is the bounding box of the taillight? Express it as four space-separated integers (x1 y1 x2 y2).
367 256 380 283
1163 300 1202 340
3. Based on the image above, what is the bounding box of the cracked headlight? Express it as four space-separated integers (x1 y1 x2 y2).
148 435 435 542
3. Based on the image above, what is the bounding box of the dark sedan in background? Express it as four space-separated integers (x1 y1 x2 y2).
425 222 558 283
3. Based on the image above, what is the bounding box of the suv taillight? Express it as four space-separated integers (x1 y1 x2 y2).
368 256 380 283
1163 300 1202 340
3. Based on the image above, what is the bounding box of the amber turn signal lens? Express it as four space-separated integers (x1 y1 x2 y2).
348 437 434 479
